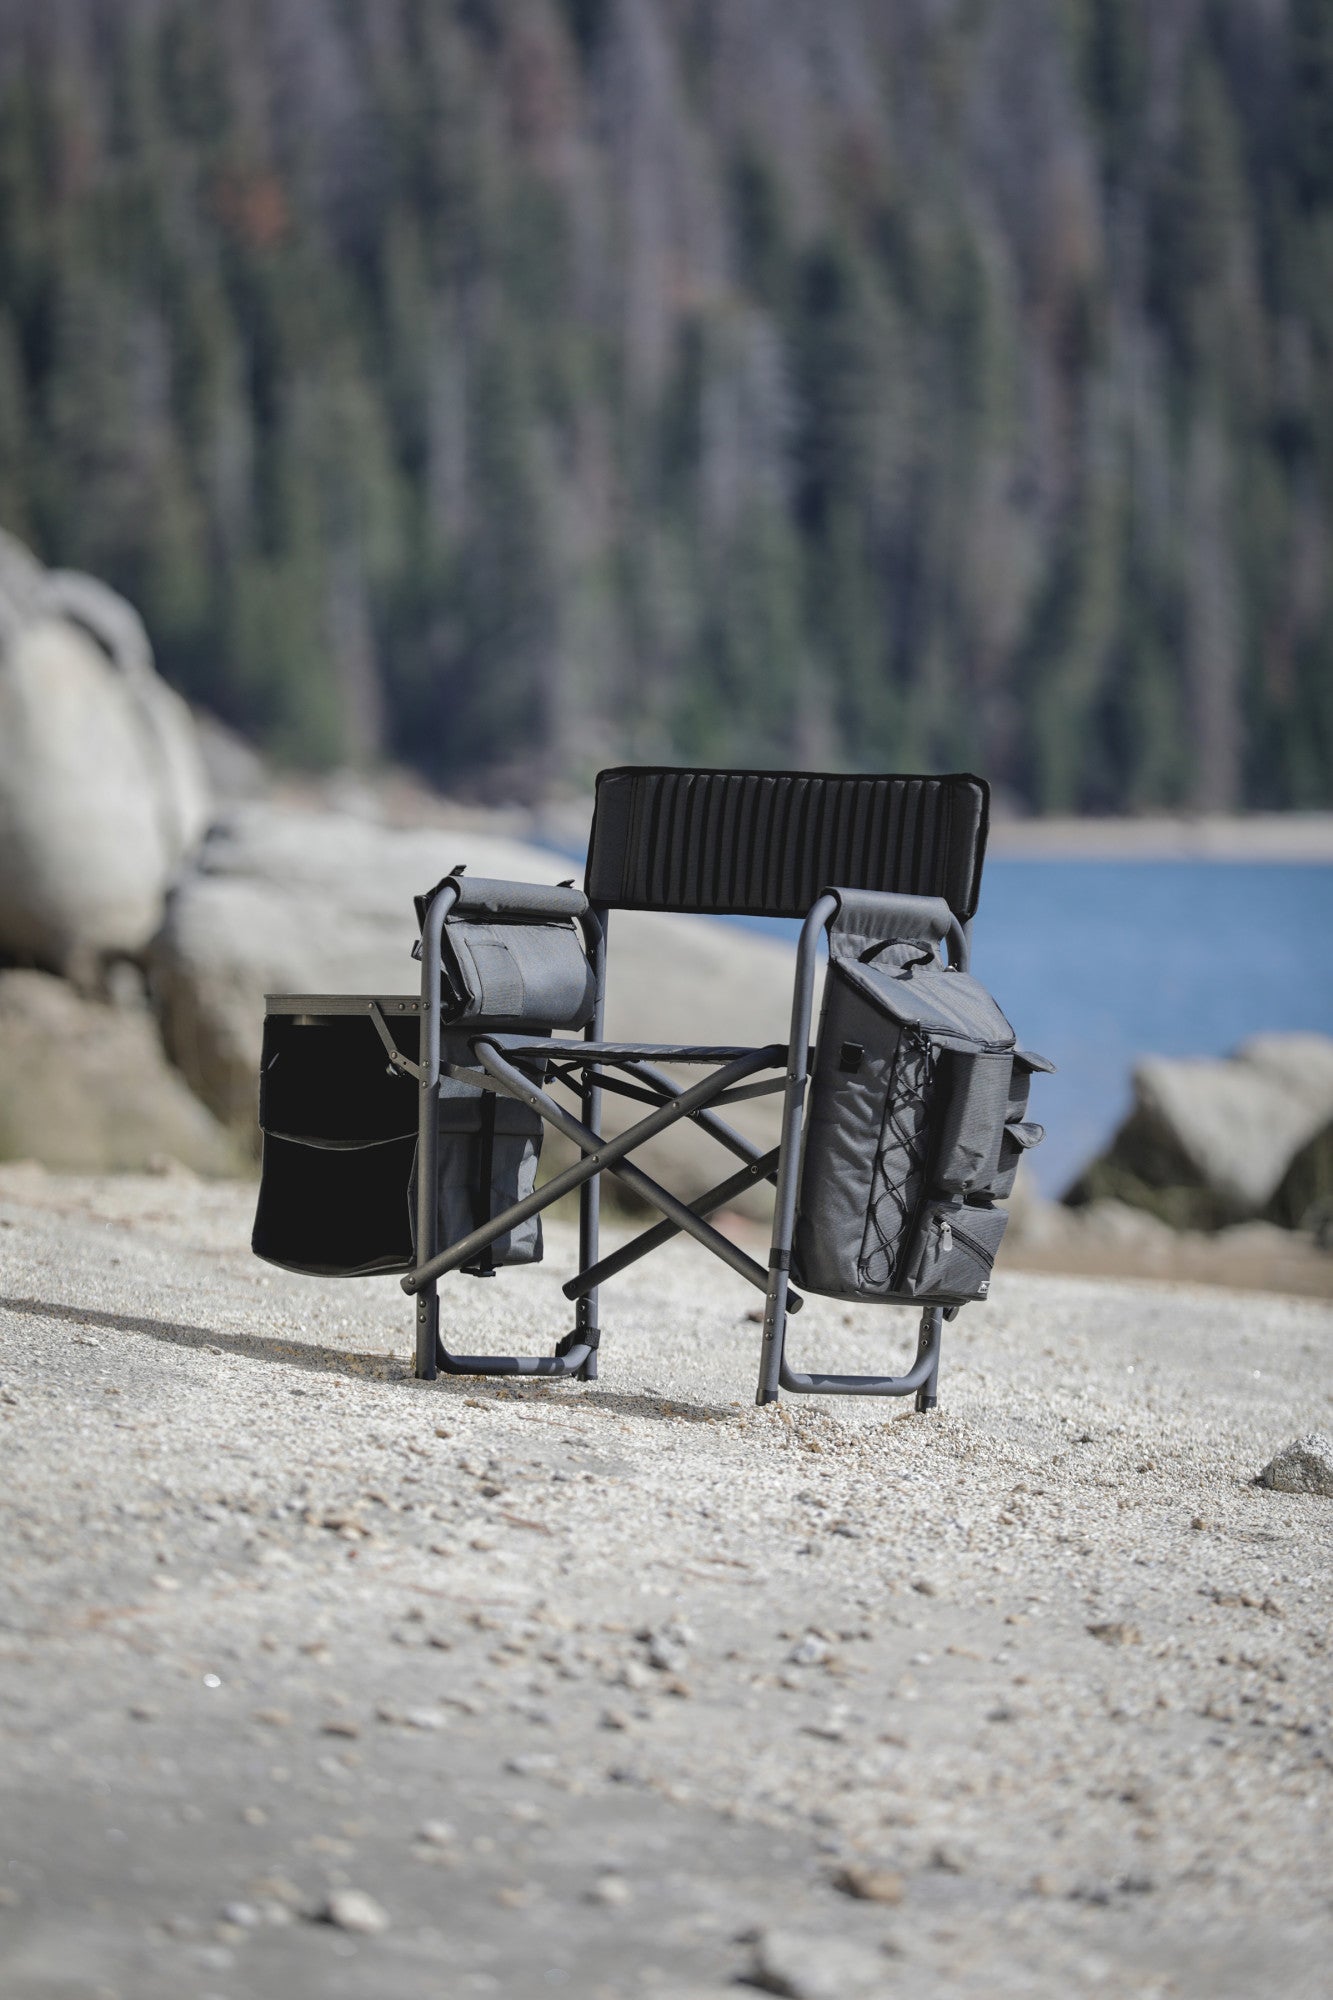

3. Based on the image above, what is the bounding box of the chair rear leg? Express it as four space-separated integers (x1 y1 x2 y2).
415 1284 439 1381
576 1003 603 1382
576 900 605 1381
756 1265 792 1406
913 1306 942 1412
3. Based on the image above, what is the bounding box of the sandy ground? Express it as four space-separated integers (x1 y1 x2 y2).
1 1166 1331 2000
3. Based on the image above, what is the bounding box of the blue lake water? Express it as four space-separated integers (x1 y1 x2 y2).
730 862 1333 1195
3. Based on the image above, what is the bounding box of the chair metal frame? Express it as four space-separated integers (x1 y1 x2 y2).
397 767 989 1407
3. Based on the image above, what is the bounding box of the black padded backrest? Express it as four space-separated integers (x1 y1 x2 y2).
585 767 990 921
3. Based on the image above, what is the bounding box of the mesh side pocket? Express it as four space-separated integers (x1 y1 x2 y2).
793 979 922 1301
857 1030 933 1293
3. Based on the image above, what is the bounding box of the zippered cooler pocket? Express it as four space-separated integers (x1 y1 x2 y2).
899 1199 1008 1303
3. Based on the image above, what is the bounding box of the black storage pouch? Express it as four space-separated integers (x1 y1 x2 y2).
410 1084 545 1272
252 1130 418 1277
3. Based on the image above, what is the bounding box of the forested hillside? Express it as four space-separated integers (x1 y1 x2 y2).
0 0 1330 808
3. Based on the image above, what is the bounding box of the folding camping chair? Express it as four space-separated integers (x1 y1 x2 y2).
392 766 997 1407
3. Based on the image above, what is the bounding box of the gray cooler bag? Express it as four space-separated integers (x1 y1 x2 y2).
792 907 1051 1306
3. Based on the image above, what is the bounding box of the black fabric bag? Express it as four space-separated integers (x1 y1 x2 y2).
252 1010 422 1277
792 917 1052 1306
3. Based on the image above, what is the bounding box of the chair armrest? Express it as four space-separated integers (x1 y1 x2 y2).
420 872 588 921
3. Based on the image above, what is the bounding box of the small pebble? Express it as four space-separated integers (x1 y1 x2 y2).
1256 1432 1333 1497
832 1863 905 1905
505 1752 557 1776
586 1873 631 1906
319 1888 389 1935
250 1875 301 1905
1087 1622 1140 1647
750 1927 887 1999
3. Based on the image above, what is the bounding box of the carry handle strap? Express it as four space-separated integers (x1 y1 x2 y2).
824 887 968 971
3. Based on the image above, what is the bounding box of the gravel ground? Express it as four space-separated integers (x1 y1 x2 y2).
1 1164 1330 2000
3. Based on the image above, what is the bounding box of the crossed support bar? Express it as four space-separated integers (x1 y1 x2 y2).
405 1040 793 1298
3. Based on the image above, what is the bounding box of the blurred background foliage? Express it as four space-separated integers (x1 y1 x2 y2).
0 0 1330 808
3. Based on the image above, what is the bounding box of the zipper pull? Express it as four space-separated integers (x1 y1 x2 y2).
937 1216 952 1256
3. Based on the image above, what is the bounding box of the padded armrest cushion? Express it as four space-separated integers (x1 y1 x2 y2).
444 874 588 919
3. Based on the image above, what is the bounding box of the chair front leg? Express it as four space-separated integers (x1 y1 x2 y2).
572 904 608 1380
756 894 838 1405
414 877 461 1380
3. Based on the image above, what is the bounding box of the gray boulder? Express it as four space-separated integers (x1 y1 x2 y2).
1067 1033 1333 1230
149 803 795 1205
1266 1117 1333 1242
0 969 243 1176
0 530 210 979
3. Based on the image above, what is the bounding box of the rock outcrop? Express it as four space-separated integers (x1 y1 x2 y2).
1066 1034 1333 1232
0 969 243 1175
1266 1119 1333 1243
0 530 210 980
